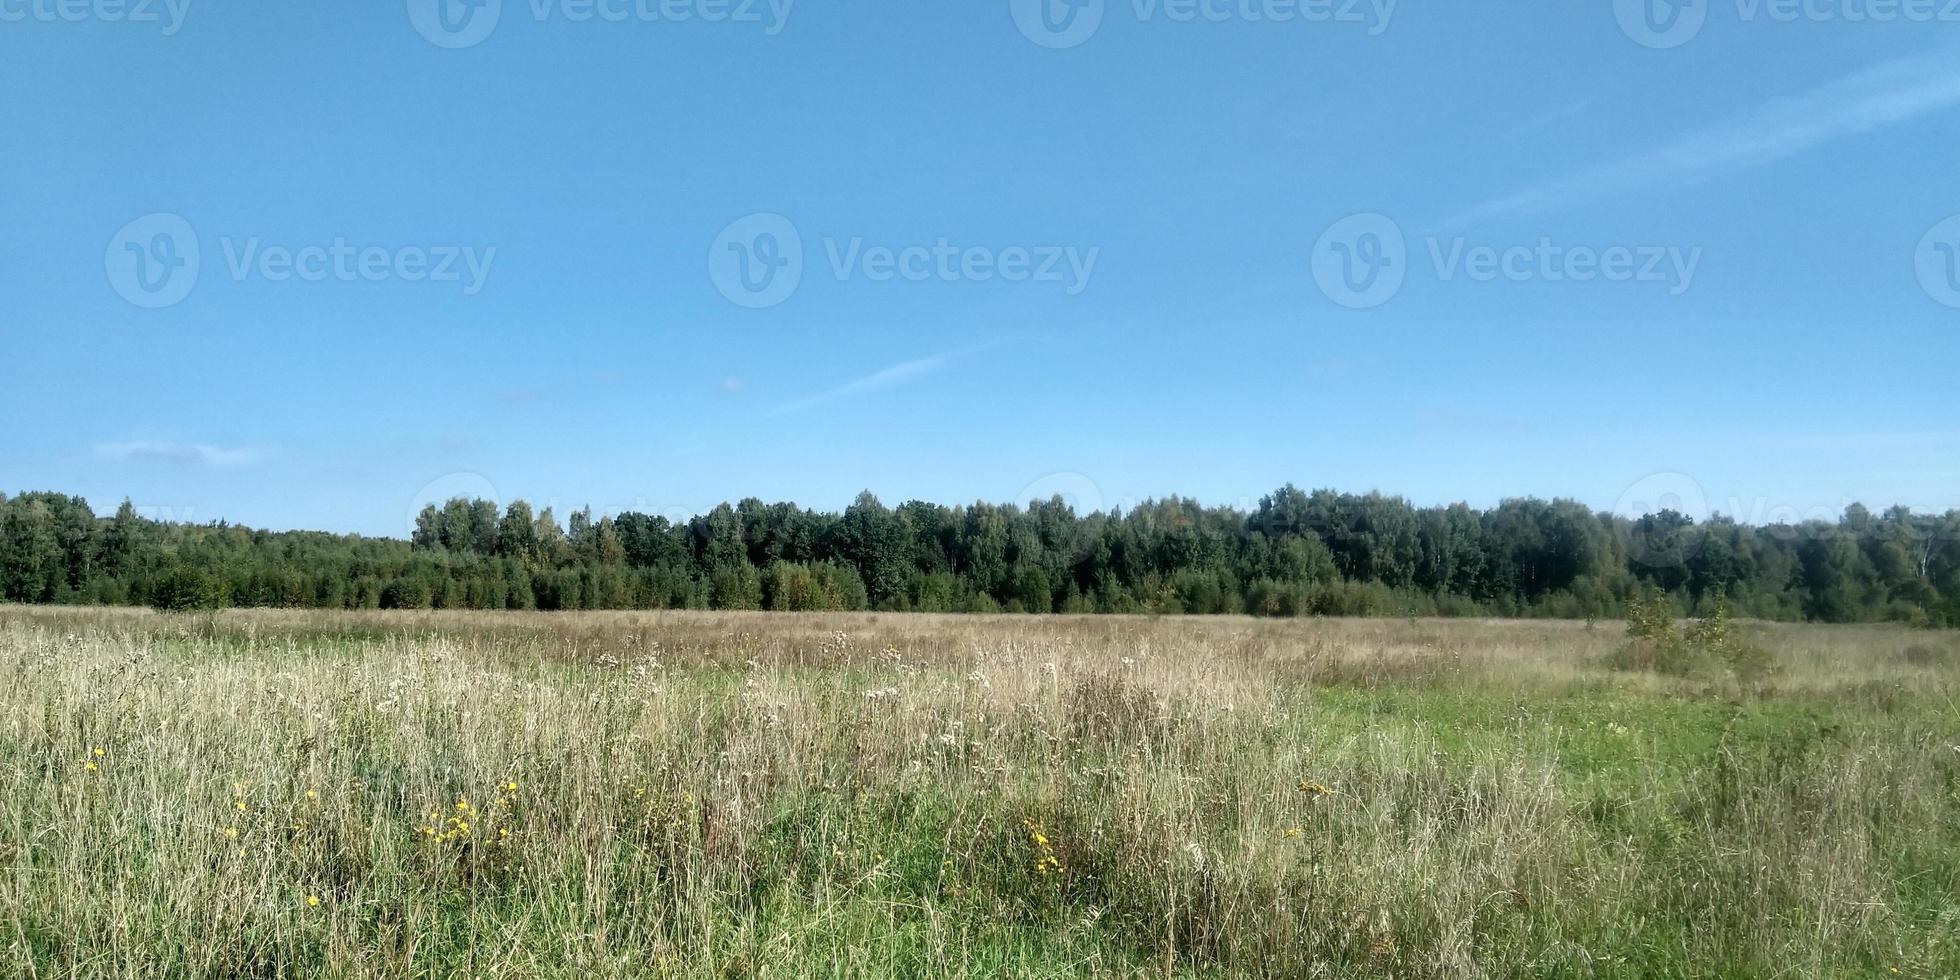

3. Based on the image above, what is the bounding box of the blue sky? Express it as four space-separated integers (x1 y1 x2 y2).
2 0 1957 537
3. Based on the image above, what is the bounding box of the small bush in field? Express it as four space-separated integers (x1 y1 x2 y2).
1685 592 1775 681
1609 588 1772 680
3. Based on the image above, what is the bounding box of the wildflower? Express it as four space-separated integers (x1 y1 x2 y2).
1023 818 1063 876
503 781 518 793
84 761 98 772
306 894 321 908
92 747 106 758
1283 827 1303 839
306 789 318 800
224 827 239 840
1297 780 1335 797
236 801 249 812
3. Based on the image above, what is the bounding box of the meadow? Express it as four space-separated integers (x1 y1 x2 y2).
2 607 1956 978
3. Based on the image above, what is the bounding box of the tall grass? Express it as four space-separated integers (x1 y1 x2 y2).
2 608 1956 978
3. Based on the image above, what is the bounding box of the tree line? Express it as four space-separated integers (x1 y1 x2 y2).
2 487 1957 625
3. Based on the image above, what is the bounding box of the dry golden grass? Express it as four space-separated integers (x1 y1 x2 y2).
3 606 1956 978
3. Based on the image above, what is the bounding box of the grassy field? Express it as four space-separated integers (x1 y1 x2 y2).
3 607 1957 978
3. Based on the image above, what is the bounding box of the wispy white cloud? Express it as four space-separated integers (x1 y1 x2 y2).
767 340 1006 417
1439 49 1960 232
96 441 270 467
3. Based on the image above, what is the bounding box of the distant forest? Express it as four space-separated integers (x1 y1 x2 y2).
2 488 1956 625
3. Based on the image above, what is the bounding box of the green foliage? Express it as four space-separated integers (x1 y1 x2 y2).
708 563 762 611
761 561 867 612
1625 587 1679 645
150 565 227 611
1612 588 1773 680
3 486 1957 624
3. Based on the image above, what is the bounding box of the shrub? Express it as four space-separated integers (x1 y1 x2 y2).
1609 588 1772 680
149 565 227 612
